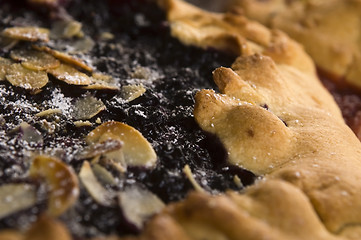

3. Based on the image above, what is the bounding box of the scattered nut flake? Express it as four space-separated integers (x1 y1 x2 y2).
100 32 114 41
0 36 19 51
36 108 62 118
0 57 12 81
47 64 92 86
130 66 152 79
2 27 50 42
34 45 93 72
95 117 102 124
73 120 92 127
92 163 117 185
233 175 243 188
78 139 123 160
183 164 205 193
18 122 43 144
71 95 106 120
25 215 72 240
118 185 165 229
29 155 79 217
121 84 146 102
0 183 37 219
6 63 48 90
10 49 60 71
86 121 157 168
83 76 119 91
79 161 116 207
51 20 83 39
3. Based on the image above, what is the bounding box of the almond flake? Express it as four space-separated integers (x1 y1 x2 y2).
34 45 93 72
6 63 48 90
0 183 37 219
29 155 79 217
47 64 91 86
0 57 12 81
2 27 49 42
10 49 60 71
118 185 165 229
79 161 116 207
86 121 157 168
71 95 106 120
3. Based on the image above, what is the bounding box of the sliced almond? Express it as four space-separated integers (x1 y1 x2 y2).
25 215 72 240
83 76 119 91
0 57 12 81
121 84 146 102
47 64 92 86
2 27 49 42
0 36 19 51
77 139 123 160
51 20 83 39
118 185 165 229
86 121 157 168
71 95 106 120
92 163 117 185
79 161 116 207
29 155 79 217
10 49 60 71
6 63 48 90
34 45 93 72
0 183 37 219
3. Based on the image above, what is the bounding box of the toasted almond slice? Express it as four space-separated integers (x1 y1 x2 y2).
83 79 119 91
92 163 117 185
47 64 92 86
10 49 60 71
71 95 106 120
86 121 157 168
2 27 49 42
25 215 72 240
34 45 93 72
121 84 146 102
118 185 165 229
0 57 12 81
83 73 119 90
79 161 116 207
36 108 62 118
51 20 82 39
0 36 19 51
29 155 79 217
77 139 123 160
0 183 37 219
6 63 48 90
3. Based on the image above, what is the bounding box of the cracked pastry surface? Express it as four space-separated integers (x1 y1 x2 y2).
230 0 361 88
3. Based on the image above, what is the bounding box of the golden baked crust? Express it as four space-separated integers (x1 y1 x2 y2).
122 1 361 238
157 0 315 75
231 0 361 88
131 53 361 240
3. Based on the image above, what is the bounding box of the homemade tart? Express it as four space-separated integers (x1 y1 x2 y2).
230 0 361 138
1 0 361 239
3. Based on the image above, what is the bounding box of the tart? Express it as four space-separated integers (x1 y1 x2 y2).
0 0 361 240
230 0 361 138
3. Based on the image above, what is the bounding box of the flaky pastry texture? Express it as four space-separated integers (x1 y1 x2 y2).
157 0 315 75
124 53 361 240
118 1 361 240
231 0 361 88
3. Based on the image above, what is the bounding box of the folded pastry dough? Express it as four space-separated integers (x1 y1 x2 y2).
124 1 361 239
230 0 361 88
